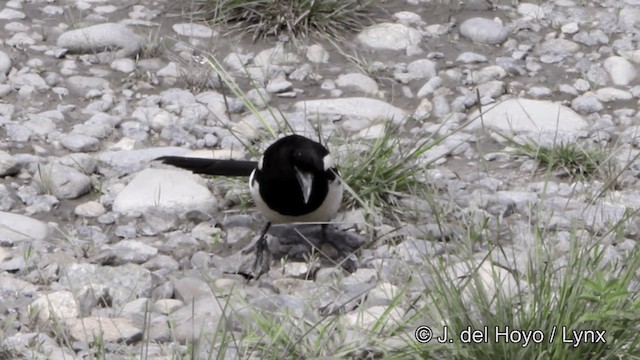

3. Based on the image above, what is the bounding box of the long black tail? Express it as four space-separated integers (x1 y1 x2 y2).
156 156 257 177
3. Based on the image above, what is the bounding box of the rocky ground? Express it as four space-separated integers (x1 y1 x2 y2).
1 0 640 358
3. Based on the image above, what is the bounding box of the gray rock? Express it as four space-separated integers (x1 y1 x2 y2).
173 277 215 302
109 240 158 264
74 201 106 217
306 44 329 63
603 56 637 86
9 73 49 92
517 3 545 20
250 295 307 319
57 153 97 174
56 23 142 57
97 146 191 176
534 38 580 62
34 163 91 199
110 58 135 73
457 52 488 64
60 133 100 152
0 8 25 20
571 94 604 114
66 76 110 96
595 87 633 102
0 150 19 176
168 297 227 342
468 98 587 134
0 211 48 244
394 238 447 263
266 77 293 93
357 23 423 51
141 207 178 235
172 23 217 38
64 317 142 344
293 97 407 125
112 168 217 215
336 73 379 95
0 275 37 295
29 291 80 323
0 51 11 74
0 184 14 211
59 263 152 307
459 18 509 45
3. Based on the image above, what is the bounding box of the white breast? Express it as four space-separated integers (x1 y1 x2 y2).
249 169 343 224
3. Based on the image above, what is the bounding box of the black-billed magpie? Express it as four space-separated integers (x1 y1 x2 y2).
156 134 344 278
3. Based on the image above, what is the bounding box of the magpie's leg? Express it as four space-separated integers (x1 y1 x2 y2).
253 222 272 279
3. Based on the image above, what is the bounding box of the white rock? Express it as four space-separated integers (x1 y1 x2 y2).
0 51 11 74
306 44 329 63
603 56 637 86
357 23 422 51
64 317 141 344
172 23 217 38
30 291 80 323
335 73 379 95
293 97 407 124
74 201 106 217
60 133 100 152
0 150 18 176
392 11 423 25
468 98 588 134
34 164 91 199
595 87 633 102
561 22 579 34
111 58 135 73
112 168 217 214
571 94 603 114
459 17 509 45
57 23 142 58
0 8 25 20
517 3 546 20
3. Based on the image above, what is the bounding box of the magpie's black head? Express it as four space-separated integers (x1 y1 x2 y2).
261 134 331 174
253 134 340 218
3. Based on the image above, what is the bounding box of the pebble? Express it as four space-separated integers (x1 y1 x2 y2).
74 201 106 217
603 56 637 86
33 163 91 200
459 18 509 45
335 73 379 95
357 23 423 50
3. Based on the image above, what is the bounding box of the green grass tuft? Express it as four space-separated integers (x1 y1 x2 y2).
502 135 605 179
192 0 377 41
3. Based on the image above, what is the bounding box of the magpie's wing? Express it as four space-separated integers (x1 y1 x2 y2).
156 156 257 177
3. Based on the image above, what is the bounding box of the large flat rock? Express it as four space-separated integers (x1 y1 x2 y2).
112 168 217 215
468 98 588 134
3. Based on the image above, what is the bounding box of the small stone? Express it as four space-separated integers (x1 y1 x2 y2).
74 201 106 217
459 18 509 45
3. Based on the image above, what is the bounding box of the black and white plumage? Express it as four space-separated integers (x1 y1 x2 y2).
156 134 344 278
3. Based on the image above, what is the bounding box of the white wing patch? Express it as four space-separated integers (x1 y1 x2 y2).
322 154 335 170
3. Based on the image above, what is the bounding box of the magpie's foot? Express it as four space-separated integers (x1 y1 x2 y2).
251 245 271 280
339 255 358 273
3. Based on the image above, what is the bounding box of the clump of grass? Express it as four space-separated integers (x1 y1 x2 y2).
393 224 640 359
192 0 377 41
503 135 605 178
139 26 166 58
338 125 435 217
